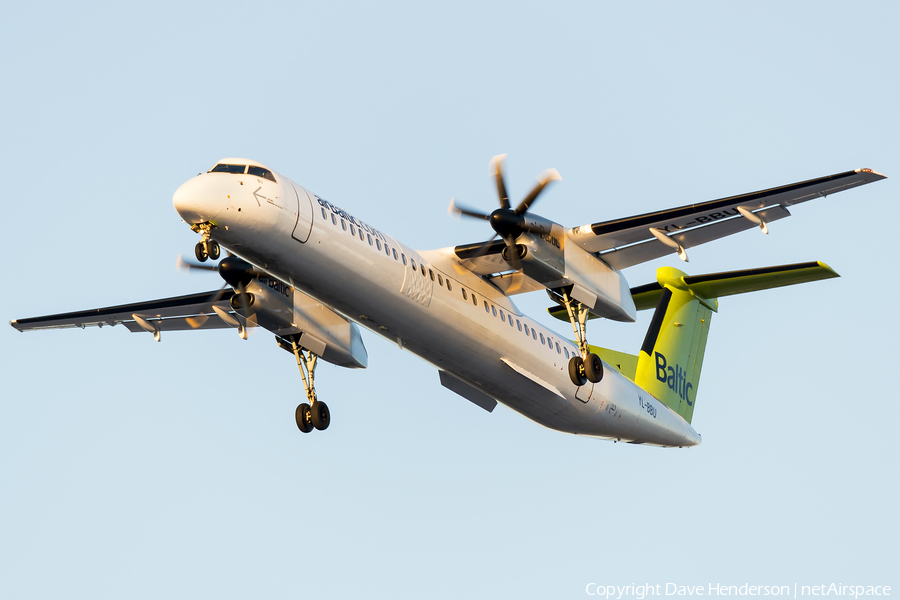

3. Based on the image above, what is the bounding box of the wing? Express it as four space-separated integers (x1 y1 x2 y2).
568 168 886 270
10 289 238 334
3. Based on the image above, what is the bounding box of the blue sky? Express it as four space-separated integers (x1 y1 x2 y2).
1 1 897 598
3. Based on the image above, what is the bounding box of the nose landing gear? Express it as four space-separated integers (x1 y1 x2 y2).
190 223 220 262
279 334 331 433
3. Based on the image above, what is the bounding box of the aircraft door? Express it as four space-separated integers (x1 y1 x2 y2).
290 182 314 243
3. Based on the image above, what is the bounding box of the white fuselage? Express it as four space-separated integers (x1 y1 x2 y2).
173 165 701 447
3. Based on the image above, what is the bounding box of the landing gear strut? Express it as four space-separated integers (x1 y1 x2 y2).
555 288 604 387
281 335 330 433
190 223 220 262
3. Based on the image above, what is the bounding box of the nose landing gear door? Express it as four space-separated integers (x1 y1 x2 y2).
290 182 314 243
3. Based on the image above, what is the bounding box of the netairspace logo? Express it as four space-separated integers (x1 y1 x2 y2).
585 584 892 599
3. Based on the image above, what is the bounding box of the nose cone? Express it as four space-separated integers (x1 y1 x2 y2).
173 175 221 224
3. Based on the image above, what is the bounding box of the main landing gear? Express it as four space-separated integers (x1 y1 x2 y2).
555 288 604 387
279 334 331 434
191 223 220 262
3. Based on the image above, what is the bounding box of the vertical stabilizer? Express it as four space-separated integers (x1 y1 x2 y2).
634 267 715 424
630 261 840 424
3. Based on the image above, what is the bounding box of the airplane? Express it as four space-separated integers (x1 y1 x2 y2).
10 157 886 447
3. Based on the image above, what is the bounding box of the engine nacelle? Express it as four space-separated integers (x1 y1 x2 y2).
243 275 368 368
514 224 636 323
562 241 636 322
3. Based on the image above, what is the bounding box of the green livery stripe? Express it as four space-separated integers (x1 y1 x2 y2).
586 346 640 380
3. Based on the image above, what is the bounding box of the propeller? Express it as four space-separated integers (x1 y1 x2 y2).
177 254 262 337
449 154 561 268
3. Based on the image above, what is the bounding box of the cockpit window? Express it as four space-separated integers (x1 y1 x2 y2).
248 166 277 182
210 164 247 174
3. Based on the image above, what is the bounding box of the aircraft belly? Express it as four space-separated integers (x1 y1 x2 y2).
225 215 698 447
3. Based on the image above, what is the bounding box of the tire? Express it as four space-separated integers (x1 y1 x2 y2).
568 356 587 386
295 403 313 433
208 240 220 260
311 401 330 431
585 353 604 383
194 242 208 262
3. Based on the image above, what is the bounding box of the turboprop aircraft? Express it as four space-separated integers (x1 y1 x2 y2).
10 157 886 446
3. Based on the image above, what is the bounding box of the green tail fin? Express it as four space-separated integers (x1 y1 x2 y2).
632 261 839 424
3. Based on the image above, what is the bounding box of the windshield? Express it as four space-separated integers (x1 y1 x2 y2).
210 164 246 174
248 166 277 182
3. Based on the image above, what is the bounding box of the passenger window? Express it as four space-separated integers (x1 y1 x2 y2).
532 330 537 340
540 333 545 344
484 300 489 313
359 229 364 241
321 208 327 219
367 234 373 246
420 265 426 276
517 319 522 331
331 214 337 225
462 288 467 300
350 223 356 236
393 248 398 260
341 219 347 231
376 239 382 251
472 294 478 306
524 324 530 336
429 269 435 281
564 347 570 358
247 166 276 182
556 342 561 354
499 310 505 322
411 259 417 270
491 306 497 317
438 274 443 286
402 254 407 265
446 280 452 291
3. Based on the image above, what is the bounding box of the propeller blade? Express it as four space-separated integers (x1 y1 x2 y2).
448 198 491 221
473 233 502 259
177 255 218 273
208 284 229 305
186 284 229 329
514 168 561 215
212 304 241 328
490 154 510 209
236 282 257 339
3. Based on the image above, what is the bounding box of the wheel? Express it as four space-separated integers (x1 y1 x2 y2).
194 241 208 262
585 353 604 383
207 240 220 260
568 356 587 386
295 403 313 433
311 401 330 431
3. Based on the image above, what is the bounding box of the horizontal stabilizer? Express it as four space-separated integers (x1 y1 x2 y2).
549 261 839 319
